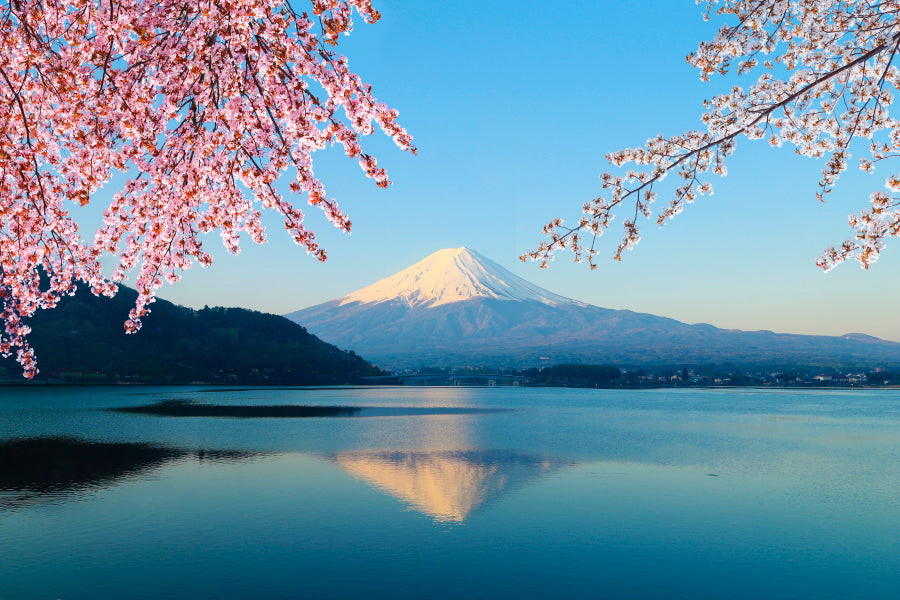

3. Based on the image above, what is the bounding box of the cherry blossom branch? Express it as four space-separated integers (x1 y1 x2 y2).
525 0 900 275
0 0 413 378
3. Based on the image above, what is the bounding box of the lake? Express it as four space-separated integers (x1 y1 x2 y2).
1 385 898 599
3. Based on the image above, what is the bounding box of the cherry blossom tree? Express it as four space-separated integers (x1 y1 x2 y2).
0 0 414 377
526 0 900 276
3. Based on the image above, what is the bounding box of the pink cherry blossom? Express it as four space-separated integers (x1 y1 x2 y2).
526 0 900 275
0 0 414 377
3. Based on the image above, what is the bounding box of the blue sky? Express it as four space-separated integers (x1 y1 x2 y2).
86 0 900 341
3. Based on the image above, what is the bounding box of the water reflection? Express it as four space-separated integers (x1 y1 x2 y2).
327 404 571 522
0 437 258 510
109 400 504 419
333 450 569 523
2 388 898 600
111 400 362 417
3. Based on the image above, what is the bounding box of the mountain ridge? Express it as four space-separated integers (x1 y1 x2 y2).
287 247 900 370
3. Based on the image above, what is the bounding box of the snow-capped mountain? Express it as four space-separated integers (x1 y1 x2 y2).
286 247 900 370
337 247 578 308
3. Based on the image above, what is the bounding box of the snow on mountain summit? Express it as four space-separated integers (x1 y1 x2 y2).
287 247 900 371
338 247 580 308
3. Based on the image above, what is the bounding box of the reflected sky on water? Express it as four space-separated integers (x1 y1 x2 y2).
0 386 898 599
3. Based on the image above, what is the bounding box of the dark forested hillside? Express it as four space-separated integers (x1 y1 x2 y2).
0 285 381 384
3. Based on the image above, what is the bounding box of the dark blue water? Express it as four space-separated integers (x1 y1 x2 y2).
1 386 898 599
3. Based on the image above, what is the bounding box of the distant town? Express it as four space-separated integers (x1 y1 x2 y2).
372 364 900 388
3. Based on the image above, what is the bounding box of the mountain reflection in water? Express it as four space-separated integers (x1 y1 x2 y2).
0 437 258 510
333 450 569 523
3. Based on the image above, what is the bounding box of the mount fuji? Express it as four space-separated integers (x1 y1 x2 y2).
286 247 900 370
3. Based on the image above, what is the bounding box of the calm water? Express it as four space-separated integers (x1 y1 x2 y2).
1 385 898 599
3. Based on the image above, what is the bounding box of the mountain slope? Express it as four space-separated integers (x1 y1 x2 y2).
338 246 577 308
1 284 381 383
286 247 900 370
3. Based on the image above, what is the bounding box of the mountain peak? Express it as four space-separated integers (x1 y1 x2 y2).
286 248 900 371
337 247 579 308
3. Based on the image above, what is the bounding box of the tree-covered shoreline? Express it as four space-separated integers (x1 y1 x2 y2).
0 284 381 385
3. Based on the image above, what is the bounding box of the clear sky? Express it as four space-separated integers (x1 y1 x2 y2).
84 0 900 341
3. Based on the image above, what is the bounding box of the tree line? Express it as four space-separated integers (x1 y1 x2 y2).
0 284 381 385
